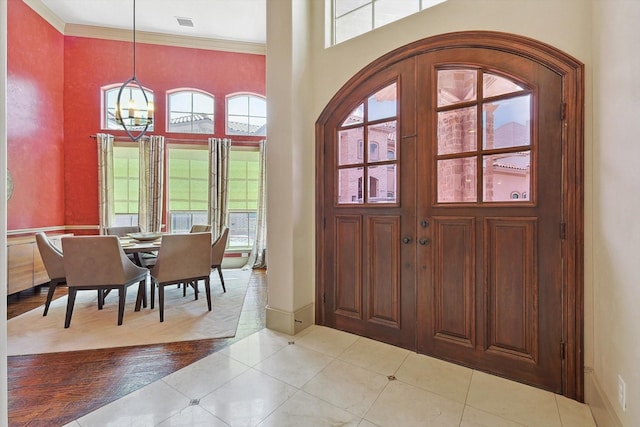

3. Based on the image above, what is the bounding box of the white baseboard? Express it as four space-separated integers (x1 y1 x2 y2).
266 303 315 336
585 368 623 427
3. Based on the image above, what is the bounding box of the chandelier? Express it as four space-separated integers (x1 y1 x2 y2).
116 0 154 141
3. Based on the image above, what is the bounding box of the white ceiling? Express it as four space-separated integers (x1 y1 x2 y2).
36 0 266 44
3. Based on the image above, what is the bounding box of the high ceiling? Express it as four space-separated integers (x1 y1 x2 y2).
31 0 266 44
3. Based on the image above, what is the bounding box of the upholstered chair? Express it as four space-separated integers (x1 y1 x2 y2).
149 232 212 322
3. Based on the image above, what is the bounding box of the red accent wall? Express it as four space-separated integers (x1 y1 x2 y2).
63 38 265 228
7 0 65 231
7 0 265 232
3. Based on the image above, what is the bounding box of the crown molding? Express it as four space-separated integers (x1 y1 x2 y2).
64 24 265 55
22 0 265 55
23 0 66 33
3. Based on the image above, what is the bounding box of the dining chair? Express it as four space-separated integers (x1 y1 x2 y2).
190 224 212 233
35 232 67 316
211 227 230 293
149 232 212 322
107 225 158 267
61 235 148 328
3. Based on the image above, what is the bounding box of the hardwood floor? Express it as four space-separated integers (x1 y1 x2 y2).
7 268 267 427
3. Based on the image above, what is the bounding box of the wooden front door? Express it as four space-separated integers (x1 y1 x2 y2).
316 32 584 399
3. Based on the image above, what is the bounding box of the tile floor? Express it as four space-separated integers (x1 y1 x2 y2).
64 325 597 427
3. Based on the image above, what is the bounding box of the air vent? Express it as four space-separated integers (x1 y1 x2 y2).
176 17 194 27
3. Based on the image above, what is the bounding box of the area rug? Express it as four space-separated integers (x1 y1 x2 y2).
7 269 251 356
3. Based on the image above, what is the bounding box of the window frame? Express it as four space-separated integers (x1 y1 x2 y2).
226 93 267 136
102 83 154 132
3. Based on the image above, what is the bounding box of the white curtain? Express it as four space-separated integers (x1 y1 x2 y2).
138 135 165 232
208 138 231 236
243 140 267 269
97 133 115 234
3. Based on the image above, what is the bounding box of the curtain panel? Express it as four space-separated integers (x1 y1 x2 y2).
97 133 115 233
208 138 231 237
243 140 267 269
138 135 165 232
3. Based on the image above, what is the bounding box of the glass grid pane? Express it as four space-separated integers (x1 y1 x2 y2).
437 106 477 155
368 83 397 121
335 4 372 44
483 95 531 149
368 120 396 163
368 164 396 203
341 104 364 127
338 167 364 204
483 151 530 202
339 127 364 165
483 73 525 98
438 69 477 107
437 157 477 203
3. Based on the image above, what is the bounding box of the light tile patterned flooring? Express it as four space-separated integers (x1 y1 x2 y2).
64 325 597 427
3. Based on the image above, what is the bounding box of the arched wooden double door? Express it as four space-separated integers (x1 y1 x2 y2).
316 32 584 399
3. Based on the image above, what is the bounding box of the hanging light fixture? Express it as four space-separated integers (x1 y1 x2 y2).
116 0 154 141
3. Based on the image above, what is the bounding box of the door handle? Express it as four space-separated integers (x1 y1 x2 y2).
419 238 430 246
402 236 412 244
421 219 430 228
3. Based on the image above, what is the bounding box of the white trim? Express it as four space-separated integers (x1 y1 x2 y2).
585 367 623 427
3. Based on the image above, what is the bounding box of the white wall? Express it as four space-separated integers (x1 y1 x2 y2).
589 1 640 425
1 0 8 423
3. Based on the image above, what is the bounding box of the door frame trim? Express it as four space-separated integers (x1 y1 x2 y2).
315 30 584 401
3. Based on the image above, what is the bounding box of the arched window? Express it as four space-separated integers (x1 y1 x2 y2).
103 84 154 131
167 89 214 134
226 93 267 136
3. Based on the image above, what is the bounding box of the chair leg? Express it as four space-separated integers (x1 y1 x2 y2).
117 286 126 325
217 266 226 293
192 280 199 300
64 288 78 328
159 284 165 322
150 280 156 309
204 277 212 311
135 279 146 311
43 279 61 316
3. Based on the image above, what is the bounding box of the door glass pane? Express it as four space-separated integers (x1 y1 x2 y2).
368 120 396 162
338 167 364 204
438 69 477 107
437 106 477 155
342 103 364 127
368 83 397 121
437 157 477 202
483 95 531 149
483 151 530 202
338 127 364 165
483 73 525 98
368 164 396 203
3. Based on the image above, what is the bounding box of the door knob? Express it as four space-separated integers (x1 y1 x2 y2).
421 219 430 228
402 236 412 244
419 238 430 246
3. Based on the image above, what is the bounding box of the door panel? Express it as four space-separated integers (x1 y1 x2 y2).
416 47 564 392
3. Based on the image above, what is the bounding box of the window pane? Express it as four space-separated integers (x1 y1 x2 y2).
368 83 397 121
437 106 477 155
483 151 530 202
338 127 364 165
193 92 214 114
228 96 248 115
113 146 139 218
483 95 531 149
249 96 267 116
437 157 477 203
341 104 364 127
368 120 396 162
104 86 153 131
168 148 208 214
375 0 419 27
335 3 372 44
169 92 191 112
338 167 364 204
335 0 370 17
483 73 525 98
438 69 477 107
368 164 396 203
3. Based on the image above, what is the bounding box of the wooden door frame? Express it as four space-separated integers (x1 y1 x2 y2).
315 30 584 401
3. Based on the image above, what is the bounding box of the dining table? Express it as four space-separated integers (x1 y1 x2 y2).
118 235 162 309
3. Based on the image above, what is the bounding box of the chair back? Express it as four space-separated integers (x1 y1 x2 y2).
62 236 138 286
190 224 212 233
105 226 141 237
150 232 212 284
35 232 65 280
211 227 229 267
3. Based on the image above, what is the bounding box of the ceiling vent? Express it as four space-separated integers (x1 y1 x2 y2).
176 17 194 27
